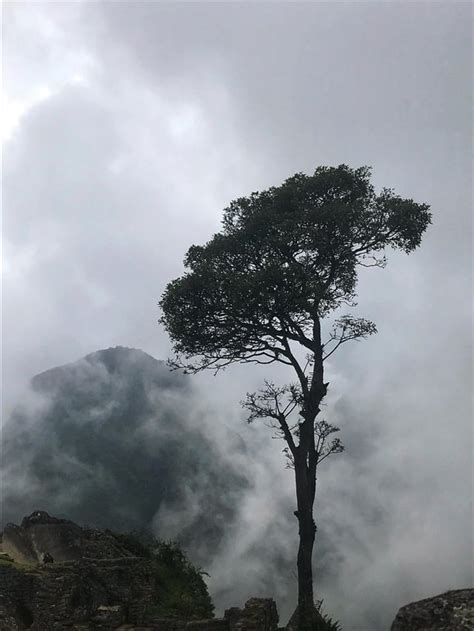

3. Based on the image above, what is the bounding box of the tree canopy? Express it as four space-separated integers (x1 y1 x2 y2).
160 165 431 375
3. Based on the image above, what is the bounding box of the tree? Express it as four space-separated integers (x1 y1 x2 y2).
159 165 431 630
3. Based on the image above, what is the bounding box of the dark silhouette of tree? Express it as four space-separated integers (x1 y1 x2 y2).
160 165 431 631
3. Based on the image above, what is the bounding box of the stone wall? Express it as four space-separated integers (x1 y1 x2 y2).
134 599 280 631
225 598 280 630
2 511 136 564
0 556 158 630
0 558 281 631
2 524 38 565
146 618 229 630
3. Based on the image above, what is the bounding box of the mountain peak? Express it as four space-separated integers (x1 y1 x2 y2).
3 345 247 558
31 346 180 393
84 345 161 364
83 345 165 375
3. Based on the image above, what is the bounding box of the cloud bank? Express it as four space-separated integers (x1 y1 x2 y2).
2 2 472 629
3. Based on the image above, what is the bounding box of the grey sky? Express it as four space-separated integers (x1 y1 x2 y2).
2 2 472 628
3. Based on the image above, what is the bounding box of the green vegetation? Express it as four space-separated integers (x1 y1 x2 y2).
151 540 214 619
113 530 154 558
117 532 214 620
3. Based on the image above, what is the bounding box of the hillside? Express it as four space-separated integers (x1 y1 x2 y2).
2 347 248 564
0 510 286 630
0 510 210 630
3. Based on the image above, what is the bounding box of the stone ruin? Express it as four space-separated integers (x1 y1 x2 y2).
0 511 283 631
1 511 473 630
2 510 136 564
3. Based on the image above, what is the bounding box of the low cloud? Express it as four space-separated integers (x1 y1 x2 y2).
2 3 471 629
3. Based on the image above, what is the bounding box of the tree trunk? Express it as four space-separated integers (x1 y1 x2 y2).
295 378 325 625
294 451 318 631
296 508 316 630
295 317 325 631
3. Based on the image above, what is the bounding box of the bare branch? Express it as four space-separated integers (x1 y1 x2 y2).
358 253 387 268
314 420 345 465
322 316 377 361
241 381 302 455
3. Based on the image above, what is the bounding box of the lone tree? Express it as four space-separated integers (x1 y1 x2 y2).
160 165 431 631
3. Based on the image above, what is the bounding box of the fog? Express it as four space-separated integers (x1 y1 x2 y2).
2 3 472 629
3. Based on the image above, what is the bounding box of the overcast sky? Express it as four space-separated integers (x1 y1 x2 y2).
2 2 472 629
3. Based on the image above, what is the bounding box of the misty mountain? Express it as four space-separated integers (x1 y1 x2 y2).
1 346 248 563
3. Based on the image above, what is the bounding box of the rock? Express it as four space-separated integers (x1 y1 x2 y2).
21 510 67 528
186 620 229 630
147 599 280 631
224 598 279 631
0 556 160 629
390 589 474 630
3 510 83 564
0 596 23 631
3 510 138 565
1 523 37 565
0 511 213 629
0 511 284 631
93 603 126 629
223 607 243 629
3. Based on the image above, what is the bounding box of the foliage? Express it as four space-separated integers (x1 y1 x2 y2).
317 600 343 631
113 530 154 558
160 164 431 375
289 601 343 631
151 540 214 619
117 532 214 620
